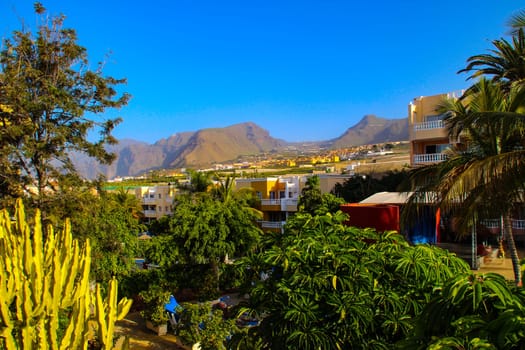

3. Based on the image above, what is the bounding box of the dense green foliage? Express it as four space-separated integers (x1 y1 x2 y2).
298 175 344 215
36 181 144 283
177 302 239 350
400 272 525 349
143 189 262 299
145 194 260 265
139 286 171 325
80 191 145 282
236 212 470 349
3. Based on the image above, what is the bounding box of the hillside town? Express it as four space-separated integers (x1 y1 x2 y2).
2 3 525 350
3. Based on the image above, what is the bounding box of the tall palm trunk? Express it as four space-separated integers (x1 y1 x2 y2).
502 214 521 286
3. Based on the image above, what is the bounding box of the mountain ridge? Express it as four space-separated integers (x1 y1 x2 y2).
73 115 408 179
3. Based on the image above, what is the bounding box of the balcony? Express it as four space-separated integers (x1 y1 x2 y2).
513 220 525 230
413 153 448 164
261 199 281 206
258 221 286 229
480 219 525 235
480 219 501 235
260 198 299 212
513 220 525 236
412 120 447 141
142 196 157 204
414 119 444 131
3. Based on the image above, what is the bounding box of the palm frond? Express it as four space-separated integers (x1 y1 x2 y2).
507 9 525 35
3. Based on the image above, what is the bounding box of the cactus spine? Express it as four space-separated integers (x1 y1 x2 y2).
0 199 132 349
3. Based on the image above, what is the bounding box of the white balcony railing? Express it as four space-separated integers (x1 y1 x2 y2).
259 221 286 229
513 220 525 230
261 198 298 210
282 199 298 206
261 199 281 206
414 120 444 131
480 219 500 229
413 153 448 164
142 196 158 204
480 219 525 230
143 210 158 216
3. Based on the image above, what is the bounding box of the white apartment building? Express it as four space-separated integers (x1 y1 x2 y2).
134 183 177 222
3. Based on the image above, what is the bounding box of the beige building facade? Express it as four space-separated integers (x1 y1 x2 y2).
134 184 177 222
408 91 463 166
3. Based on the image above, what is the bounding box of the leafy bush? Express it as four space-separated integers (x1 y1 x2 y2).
176 302 239 350
237 212 471 349
139 286 171 326
220 263 244 292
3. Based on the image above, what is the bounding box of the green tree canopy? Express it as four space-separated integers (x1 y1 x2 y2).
400 272 525 349
298 175 344 215
297 175 323 214
0 3 129 211
144 192 262 295
71 189 145 282
235 212 470 349
180 170 213 193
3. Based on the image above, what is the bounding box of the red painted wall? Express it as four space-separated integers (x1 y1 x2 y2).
340 203 400 232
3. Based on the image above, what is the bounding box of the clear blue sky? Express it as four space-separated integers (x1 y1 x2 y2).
1 1 521 143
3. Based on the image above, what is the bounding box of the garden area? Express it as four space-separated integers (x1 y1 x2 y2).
2 3 525 349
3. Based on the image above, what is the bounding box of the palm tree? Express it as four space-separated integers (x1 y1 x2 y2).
297 175 323 214
179 170 212 193
507 8 525 34
403 79 525 285
458 28 525 89
211 174 235 203
112 187 144 220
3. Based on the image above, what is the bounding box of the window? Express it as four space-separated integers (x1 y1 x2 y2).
437 144 450 153
426 144 450 154
425 114 444 122
425 145 437 154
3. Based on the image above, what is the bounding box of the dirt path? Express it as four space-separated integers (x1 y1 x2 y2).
114 312 186 350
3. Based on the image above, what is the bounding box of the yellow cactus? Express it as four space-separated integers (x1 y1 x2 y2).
95 277 133 350
0 199 132 350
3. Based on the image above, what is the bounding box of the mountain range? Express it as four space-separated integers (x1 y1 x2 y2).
73 115 408 179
